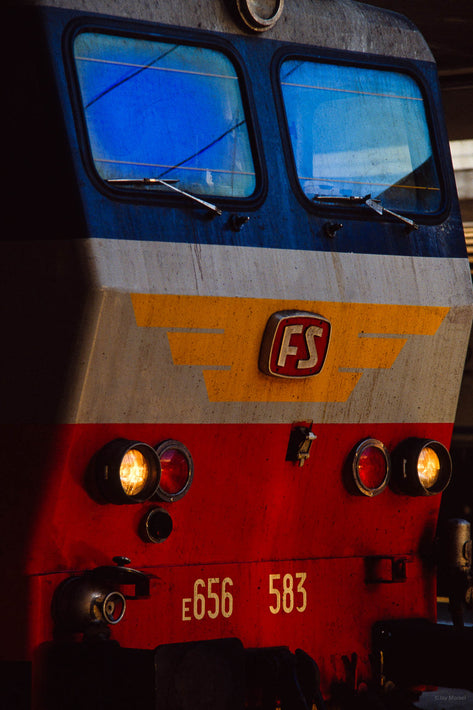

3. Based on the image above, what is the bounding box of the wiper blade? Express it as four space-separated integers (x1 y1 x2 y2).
107 177 222 216
366 198 418 231
313 193 418 231
109 178 179 185
312 193 371 204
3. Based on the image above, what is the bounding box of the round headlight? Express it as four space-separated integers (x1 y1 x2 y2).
95 439 161 504
155 440 194 502
347 438 391 497
417 446 441 490
392 438 452 496
119 448 151 497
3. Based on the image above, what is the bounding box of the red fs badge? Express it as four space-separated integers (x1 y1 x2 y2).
259 311 331 378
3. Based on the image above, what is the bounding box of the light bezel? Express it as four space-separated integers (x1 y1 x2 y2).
154 439 194 503
95 438 161 504
101 591 127 625
350 438 391 497
393 438 452 496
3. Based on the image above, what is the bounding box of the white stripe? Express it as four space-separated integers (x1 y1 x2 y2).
87 239 473 307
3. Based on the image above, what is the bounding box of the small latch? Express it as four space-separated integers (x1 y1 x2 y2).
324 222 343 239
286 426 317 467
228 214 250 231
365 556 407 584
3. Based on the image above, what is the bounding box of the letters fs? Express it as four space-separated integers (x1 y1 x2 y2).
259 311 331 378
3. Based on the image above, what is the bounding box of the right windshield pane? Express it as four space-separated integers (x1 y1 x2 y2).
280 59 441 213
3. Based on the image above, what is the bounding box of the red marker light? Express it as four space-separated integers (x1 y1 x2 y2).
358 445 388 490
160 449 189 495
155 440 194 502
350 439 390 497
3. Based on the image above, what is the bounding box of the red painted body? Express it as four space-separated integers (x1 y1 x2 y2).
4 421 448 698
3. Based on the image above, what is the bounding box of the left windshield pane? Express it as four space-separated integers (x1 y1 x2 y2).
73 32 257 198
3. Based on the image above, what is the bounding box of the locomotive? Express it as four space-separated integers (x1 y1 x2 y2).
3 0 473 708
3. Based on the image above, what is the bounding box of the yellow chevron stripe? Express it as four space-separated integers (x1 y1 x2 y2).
131 294 448 403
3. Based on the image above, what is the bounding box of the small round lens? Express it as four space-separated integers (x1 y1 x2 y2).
349 439 390 496
358 446 388 490
155 440 194 502
101 592 126 625
160 448 190 496
141 507 173 543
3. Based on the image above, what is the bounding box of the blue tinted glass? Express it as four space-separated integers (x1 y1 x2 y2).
280 60 441 213
74 33 256 197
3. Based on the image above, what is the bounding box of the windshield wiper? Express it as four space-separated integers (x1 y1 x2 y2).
312 194 371 204
365 198 418 230
313 193 418 231
107 177 222 216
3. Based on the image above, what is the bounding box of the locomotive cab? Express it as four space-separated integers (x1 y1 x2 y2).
3 1 473 708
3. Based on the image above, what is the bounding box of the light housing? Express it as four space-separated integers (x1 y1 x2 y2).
141 507 173 543
95 439 161 504
392 438 452 496
155 439 194 502
347 438 391 497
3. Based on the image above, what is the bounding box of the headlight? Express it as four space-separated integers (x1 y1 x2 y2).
347 438 391 497
95 439 161 504
392 438 452 496
417 446 441 489
119 448 152 497
155 440 194 502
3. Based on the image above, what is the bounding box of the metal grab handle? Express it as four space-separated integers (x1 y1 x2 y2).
86 557 151 599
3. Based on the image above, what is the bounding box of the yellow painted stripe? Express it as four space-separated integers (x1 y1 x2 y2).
131 294 449 403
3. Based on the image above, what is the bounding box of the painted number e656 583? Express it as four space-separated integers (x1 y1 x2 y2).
269 572 307 614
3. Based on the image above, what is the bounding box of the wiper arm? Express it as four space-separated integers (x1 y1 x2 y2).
365 198 418 230
107 177 222 216
313 193 418 231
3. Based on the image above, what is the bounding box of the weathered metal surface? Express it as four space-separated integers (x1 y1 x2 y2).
64 241 472 425
12 0 434 60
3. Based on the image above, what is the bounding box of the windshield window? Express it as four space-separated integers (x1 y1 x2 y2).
73 32 257 198
280 59 441 213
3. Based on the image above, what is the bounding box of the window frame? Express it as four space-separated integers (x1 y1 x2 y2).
64 18 267 209
272 46 449 223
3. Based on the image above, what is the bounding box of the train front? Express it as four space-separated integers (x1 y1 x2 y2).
3 1 473 708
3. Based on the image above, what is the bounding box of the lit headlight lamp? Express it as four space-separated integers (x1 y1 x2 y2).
95 439 161 504
393 438 452 496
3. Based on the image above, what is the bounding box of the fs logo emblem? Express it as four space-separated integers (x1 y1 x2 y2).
259 310 331 378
